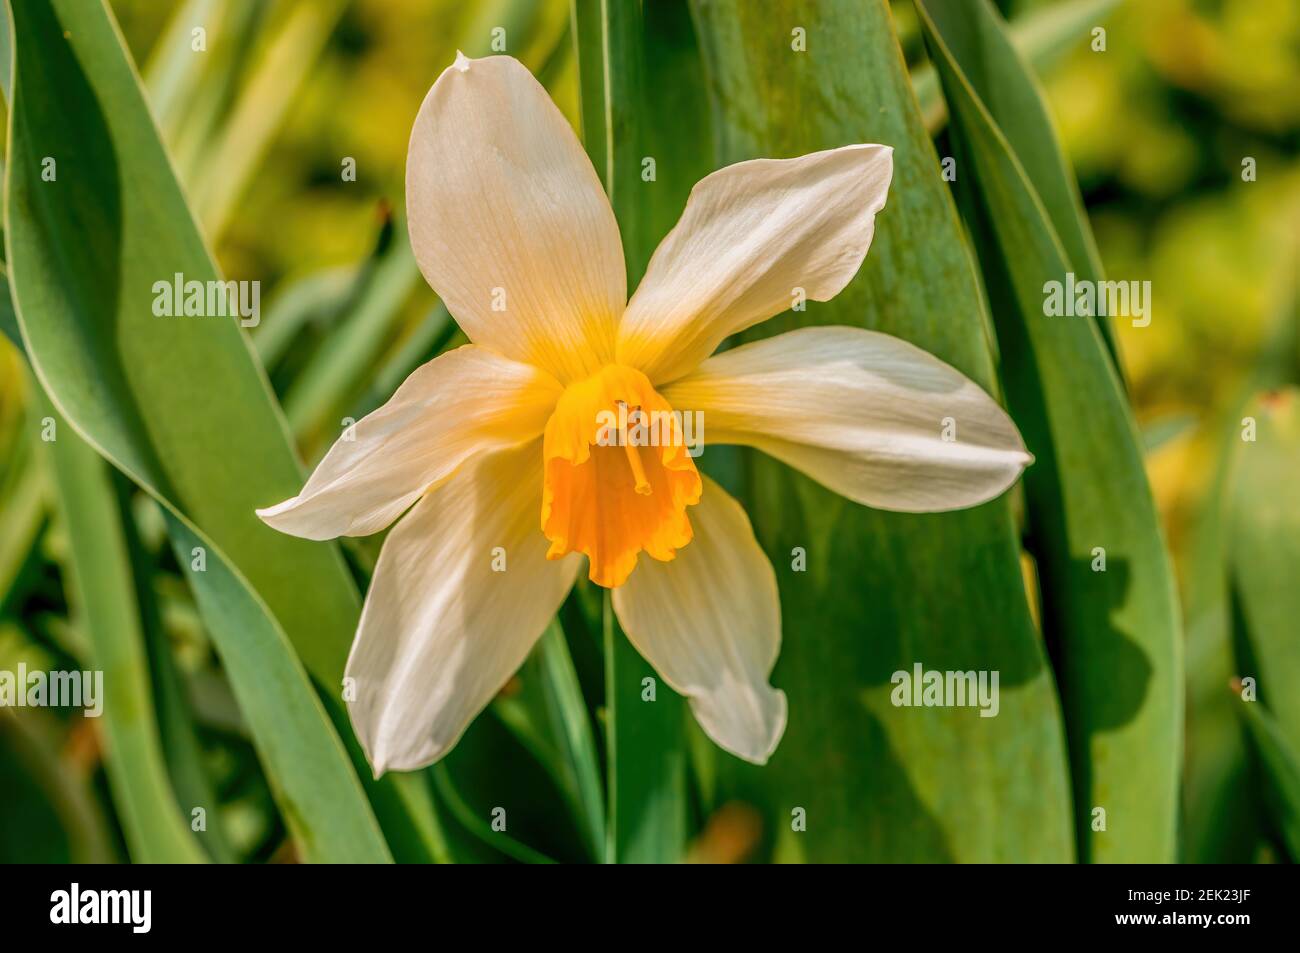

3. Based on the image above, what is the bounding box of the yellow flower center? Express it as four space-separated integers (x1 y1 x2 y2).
541 364 702 588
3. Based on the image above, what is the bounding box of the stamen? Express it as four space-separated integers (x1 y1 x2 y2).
623 441 652 495
621 405 652 495
541 364 701 587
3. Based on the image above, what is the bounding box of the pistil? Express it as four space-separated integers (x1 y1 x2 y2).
617 403 653 495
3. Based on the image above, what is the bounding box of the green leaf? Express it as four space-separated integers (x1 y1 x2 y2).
912 0 1120 137
573 0 650 280
4 0 436 862
162 512 392 861
537 623 606 858
1227 389 1300 744
917 0 1181 862
0 267 22 350
691 0 1073 862
431 764 557 865
39 395 207 864
492 620 606 861
117 477 236 863
1236 695 1300 861
572 0 690 863
440 696 587 864
1181 302 1297 862
917 0 1119 372
602 595 687 863
0 422 45 620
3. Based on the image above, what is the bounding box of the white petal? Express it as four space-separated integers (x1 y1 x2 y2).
616 144 893 383
407 53 626 383
663 326 1031 512
257 345 560 540
346 441 581 774
612 477 786 764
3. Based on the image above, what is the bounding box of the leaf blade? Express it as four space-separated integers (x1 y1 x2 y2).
917 0 1182 862
690 0 1074 862
40 397 208 864
3 0 423 863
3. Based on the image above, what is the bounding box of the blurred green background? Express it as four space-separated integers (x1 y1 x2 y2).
1 0 1297 863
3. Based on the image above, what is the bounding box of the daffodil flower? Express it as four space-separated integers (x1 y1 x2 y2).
257 54 1031 773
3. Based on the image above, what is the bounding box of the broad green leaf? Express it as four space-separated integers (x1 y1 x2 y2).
39 396 207 864
918 0 1181 862
691 0 1073 862
4 0 435 862
572 0 690 863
